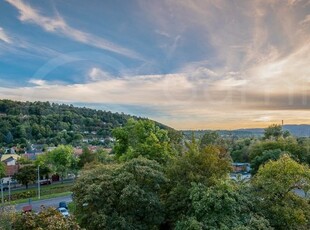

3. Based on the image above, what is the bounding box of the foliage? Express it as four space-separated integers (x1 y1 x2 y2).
264 124 284 139
175 181 272 230
249 137 304 164
45 145 77 180
77 147 95 169
253 155 310 229
164 142 232 226
0 206 16 230
13 165 37 189
0 99 134 147
199 131 224 150
72 157 168 230
113 118 173 164
250 149 285 174
230 138 253 162
0 161 5 178
12 207 80 230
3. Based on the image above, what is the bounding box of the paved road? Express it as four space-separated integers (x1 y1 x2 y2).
14 195 72 212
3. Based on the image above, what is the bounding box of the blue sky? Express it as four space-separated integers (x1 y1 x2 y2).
0 0 310 129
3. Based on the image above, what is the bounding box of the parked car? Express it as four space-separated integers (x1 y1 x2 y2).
57 207 69 217
39 179 52 185
22 205 32 213
59 201 68 209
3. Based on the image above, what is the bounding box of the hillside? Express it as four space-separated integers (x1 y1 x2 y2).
183 124 310 139
0 99 136 148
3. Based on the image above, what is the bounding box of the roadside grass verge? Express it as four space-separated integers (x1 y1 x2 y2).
2 181 74 204
9 191 72 205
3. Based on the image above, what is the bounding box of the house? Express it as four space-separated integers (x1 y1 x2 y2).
1 154 20 166
1 154 21 176
232 163 251 173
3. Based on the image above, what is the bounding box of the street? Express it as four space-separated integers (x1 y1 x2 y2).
14 194 72 212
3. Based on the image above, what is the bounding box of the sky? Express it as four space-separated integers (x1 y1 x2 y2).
0 0 309 130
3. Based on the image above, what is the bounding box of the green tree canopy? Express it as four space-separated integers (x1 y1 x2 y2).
175 181 272 230
45 145 77 181
73 157 168 230
164 142 232 227
12 207 80 230
253 154 310 229
13 165 36 189
250 149 285 174
264 124 283 139
199 131 224 150
113 119 173 164
0 161 5 178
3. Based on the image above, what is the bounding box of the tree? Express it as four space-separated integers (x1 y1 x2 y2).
164 142 232 227
199 131 223 150
264 124 283 139
77 147 95 169
253 154 310 229
113 119 173 164
12 207 80 230
0 161 5 178
13 165 36 189
4 131 13 144
175 181 272 230
72 157 168 230
250 149 285 174
46 145 77 182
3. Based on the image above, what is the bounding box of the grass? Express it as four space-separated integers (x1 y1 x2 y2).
8 191 73 205
2 181 74 205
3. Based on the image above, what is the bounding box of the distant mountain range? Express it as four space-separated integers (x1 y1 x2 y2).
236 125 310 137
183 124 310 138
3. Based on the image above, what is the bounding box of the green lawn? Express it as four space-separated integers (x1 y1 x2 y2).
1 181 74 204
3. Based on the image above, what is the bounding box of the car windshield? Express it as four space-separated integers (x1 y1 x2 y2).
59 208 67 212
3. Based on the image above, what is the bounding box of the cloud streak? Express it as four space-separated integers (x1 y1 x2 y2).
0 27 11 43
1 0 310 129
5 0 142 59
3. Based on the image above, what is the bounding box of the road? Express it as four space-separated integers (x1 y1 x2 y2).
14 194 72 212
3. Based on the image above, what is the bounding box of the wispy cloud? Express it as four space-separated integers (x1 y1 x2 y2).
0 27 11 43
5 0 142 59
1 0 310 129
88 67 111 82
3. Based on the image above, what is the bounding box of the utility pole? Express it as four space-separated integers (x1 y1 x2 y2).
37 165 40 199
1 179 3 205
8 179 11 204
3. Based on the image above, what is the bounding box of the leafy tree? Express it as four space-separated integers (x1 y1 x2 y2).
12 207 80 230
249 137 303 163
113 119 173 164
264 124 283 139
46 145 77 182
175 181 272 230
72 157 168 230
230 138 253 162
0 161 5 178
5 131 13 144
77 147 95 169
253 155 310 229
250 149 285 174
199 131 223 150
13 165 37 189
164 142 232 226
95 148 115 164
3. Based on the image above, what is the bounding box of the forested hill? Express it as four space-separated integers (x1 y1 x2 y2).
0 99 139 148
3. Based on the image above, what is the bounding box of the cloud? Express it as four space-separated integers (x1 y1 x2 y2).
88 67 111 81
300 14 310 25
0 27 11 43
1 0 310 129
28 79 47 86
5 0 141 59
